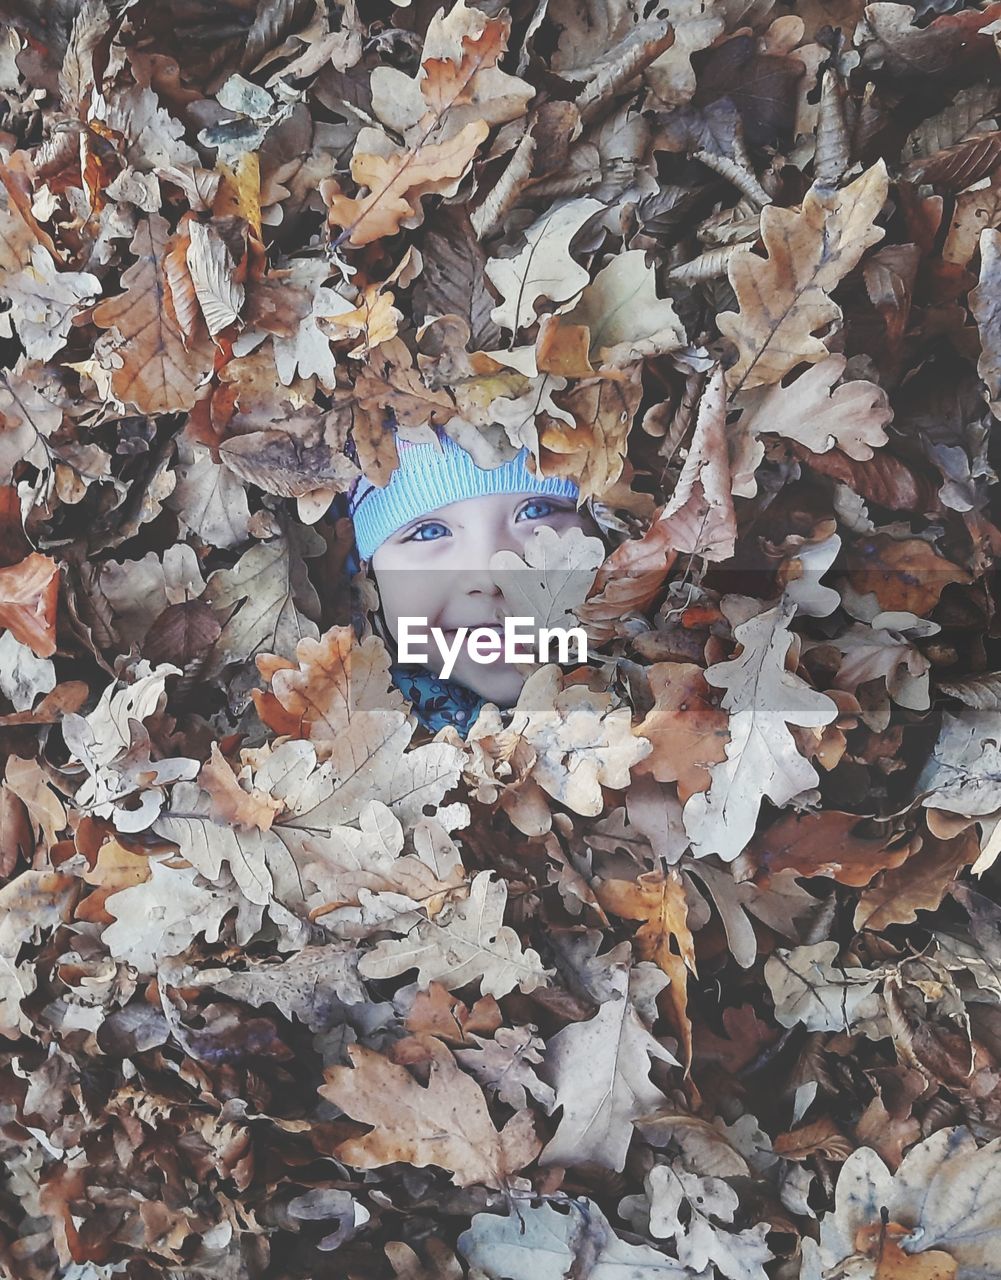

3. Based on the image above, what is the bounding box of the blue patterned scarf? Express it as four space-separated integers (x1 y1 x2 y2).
390 663 487 735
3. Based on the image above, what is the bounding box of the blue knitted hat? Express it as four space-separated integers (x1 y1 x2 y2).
348 431 581 561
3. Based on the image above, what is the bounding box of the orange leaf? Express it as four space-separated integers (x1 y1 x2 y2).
92 214 215 414
632 662 730 803
324 121 488 248
198 743 283 832
420 17 510 117
0 552 59 657
844 535 971 617
750 809 913 887
853 1222 957 1280
595 869 696 1072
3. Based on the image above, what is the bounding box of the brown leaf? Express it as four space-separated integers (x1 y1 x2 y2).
853 1222 957 1280
904 131 1001 191
844 535 971 617
0 784 31 879
854 827 979 931
198 743 283 833
92 214 215 414
774 1117 854 1162
719 162 888 393
540 371 642 502
0 552 59 657
632 662 730 802
402 982 502 1046
594 868 696 1072
578 521 680 641
320 1038 541 1188
751 810 913 887
323 122 489 248
143 600 221 666
694 1004 780 1077
253 625 406 749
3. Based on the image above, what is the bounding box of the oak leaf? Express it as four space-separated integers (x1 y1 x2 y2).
5 245 99 361
201 527 323 678
577 517 680 641
622 1160 773 1280
358 869 550 998
489 524 604 638
211 944 367 1030
485 198 604 333
764 941 883 1034
103 858 253 976
156 741 464 909
854 827 979 931
167 440 252 549
324 121 489 248
185 219 244 336
750 809 912 887
718 162 889 393
254 626 406 748
735 355 892 461
802 1127 1001 1280
0 361 63 483
370 2 532 145
539 960 679 1172
198 742 283 832
633 662 730 802
321 1036 542 1188
459 1198 688 1280
508 665 652 818
683 600 839 861
539 370 644 502
843 536 971 617
562 249 686 367
92 214 215 414
916 708 1001 818
595 868 696 1072
453 1024 556 1112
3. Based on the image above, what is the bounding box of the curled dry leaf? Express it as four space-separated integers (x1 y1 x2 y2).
654 365 736 562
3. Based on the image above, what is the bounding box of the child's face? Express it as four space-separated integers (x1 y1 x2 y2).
371 491 599 706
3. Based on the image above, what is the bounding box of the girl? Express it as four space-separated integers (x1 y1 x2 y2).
345 430 602 734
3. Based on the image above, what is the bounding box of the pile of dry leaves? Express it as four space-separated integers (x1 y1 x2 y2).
1 0 1001 1276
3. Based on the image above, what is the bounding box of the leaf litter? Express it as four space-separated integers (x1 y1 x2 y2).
0 1 1000 1278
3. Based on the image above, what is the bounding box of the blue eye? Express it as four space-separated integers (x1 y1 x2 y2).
517 498 565 521
405 520 451 542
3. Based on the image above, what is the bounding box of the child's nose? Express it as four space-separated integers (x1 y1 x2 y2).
448 519 520 592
